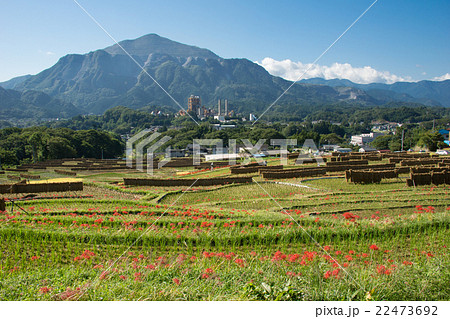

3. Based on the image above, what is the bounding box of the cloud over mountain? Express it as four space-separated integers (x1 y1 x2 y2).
256 58 413 84
432 73 450 81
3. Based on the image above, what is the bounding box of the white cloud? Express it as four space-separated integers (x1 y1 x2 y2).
432 73 450 81
256 57 414 84
38 50 55 56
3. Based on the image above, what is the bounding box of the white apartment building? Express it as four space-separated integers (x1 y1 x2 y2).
350 132 384 146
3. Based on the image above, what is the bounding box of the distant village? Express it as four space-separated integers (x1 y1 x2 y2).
143 95 450 160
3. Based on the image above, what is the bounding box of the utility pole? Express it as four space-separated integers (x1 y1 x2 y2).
401 129 405 152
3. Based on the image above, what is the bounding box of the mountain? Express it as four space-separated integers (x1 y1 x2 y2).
0 87 81 121
300 78 450 107
0 74 32 89
4 34 377 115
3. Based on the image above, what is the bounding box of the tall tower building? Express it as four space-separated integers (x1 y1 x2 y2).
225 99 228 116
218 99 221 116
188 95 201 114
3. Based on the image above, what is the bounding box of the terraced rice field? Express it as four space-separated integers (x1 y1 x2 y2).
0 166 449 300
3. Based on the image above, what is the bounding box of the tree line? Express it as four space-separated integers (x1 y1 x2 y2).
0 127 124 166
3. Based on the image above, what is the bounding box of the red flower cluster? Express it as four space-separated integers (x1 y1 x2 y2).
342 212 359 221
376 265 391 275
134 272 142 281
324 269 340 279
39 286 52 294
286 271 301 277
234 258 245 267
74 250 95 261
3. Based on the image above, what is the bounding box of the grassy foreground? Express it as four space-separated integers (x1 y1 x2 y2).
0 168 449 300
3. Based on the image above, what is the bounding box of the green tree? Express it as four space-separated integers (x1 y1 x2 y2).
47 137 77 159
371 135 393 150
417 131 445 151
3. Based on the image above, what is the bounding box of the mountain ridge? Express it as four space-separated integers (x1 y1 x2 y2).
300 78 450 107
0 33 448 119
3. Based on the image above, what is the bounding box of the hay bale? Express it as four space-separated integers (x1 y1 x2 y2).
123 177 252 187
378 170 398 179
345 170 352 182
54 169 77 176
410 173 432 186
445 171 450 185
396 167 411 174
431 172 446 185
406 179 414 187
0 198 5 211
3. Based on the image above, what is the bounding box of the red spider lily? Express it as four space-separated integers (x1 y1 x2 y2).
323 246 331 251
376 265 391 275
345 255 353 261
369 245 379 251
403 261 413 265
234 258 245 267
74 250 95 261
271 251 287 261
173 278 180 285
134 272 142 281
99 271 109 280
119 275 127 280
324 271 332 279
39 286 52 294
10 266 20 273
203 252 211 258
335 250 342 255
225 253 235 260
30 256 39 261
205 268 214 274
286 271 301 277
302 251 318 262
93 264 103 269
201 273 209 279
343 212 359 221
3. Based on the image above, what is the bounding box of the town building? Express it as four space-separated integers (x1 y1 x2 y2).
188 95 201 114
350 132 384 146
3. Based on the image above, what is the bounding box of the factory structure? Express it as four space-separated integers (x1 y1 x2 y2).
178 95 233 121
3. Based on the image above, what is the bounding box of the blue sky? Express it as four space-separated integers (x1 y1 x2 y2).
1 0 449 83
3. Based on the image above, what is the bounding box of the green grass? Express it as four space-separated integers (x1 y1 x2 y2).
0 166 449 300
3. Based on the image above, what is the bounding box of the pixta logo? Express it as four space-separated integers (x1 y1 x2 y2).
126 129 324 175
126 130 172 175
